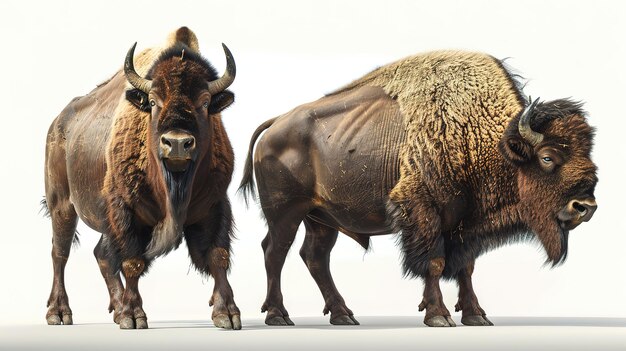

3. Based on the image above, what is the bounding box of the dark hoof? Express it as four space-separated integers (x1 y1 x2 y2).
46 315 61 325
213 314 232 329
446 316 456 327
483 315 494 326
424 316 456 327
231 315 242 330
213 314 242 330
46 314 72 325
135 317 148 329
119 315 148 329
330 315 360 325
62 314 73 325
462 315 494 326
265 315 295 326
119 317 135 329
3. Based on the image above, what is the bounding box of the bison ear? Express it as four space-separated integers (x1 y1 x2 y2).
499 135 534 164
125 89 151 112
208 91 234 114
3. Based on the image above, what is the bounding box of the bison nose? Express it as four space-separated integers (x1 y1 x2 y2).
558 198 597 229
160 131 195 172
160 131 195 158
572 199 597 222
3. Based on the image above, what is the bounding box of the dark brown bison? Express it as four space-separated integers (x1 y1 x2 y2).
44 27 241 329
239 51 598 327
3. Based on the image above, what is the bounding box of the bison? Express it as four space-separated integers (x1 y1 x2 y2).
44 27 241 329
239 51 598 327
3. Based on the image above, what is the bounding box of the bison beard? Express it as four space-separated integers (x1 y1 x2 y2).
523 207 571 267
144 163 196 259
162 161 195 209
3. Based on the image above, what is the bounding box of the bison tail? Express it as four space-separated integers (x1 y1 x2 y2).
40 197 51 218
237 117 278 206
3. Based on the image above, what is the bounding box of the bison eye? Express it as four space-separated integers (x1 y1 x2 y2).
203 101 209 109
542 156 553 164
150 100 156 107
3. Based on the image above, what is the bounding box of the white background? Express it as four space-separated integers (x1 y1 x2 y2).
0 0 624 327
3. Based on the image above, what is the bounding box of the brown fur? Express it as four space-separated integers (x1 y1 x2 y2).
43 27 240 329
103 29 201 206
335 51 523 223
429 257 445 276
241 50 597 327
333 51 596 267
210 247 231 270
122 258 146 278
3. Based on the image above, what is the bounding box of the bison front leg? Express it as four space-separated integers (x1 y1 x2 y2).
455 261 493 326
185 200 241 330
418 257 456 327
93 235 124 324
106 199 149 329
119 257 148 329
207 248 241 330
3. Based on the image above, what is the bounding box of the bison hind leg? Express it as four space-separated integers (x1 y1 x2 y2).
260 202 313 326
300 219 359 326
45 195 78 326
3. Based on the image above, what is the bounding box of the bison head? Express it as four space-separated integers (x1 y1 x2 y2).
123 42 235 204
499 98 598 265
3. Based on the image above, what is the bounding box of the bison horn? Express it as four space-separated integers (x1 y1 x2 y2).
518 97 543 146
124 42 153 94
207 43 236 95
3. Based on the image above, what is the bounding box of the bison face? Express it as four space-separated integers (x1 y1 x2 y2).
122 43 235 206
123 42 235 174
499 98 598 265
145 83 211 174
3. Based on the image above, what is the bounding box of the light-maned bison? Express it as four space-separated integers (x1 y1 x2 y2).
44 27 241 329
239 51 598 327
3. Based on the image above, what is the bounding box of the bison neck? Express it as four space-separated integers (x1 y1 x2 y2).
463 156 524 235
143 156 196 259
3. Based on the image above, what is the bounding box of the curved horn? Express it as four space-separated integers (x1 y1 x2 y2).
124 42 152 94
518 97 543 146
207 43 236 95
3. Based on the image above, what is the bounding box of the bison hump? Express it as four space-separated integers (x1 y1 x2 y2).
167 27 200 52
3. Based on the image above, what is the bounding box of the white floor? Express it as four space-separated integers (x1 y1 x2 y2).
2 316 625 351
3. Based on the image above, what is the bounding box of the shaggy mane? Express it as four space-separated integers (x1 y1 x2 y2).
146 43 219 82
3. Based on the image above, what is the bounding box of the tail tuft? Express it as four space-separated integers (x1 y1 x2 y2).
39 197 50 218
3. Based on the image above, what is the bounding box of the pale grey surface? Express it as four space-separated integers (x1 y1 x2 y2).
2 317 625 351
